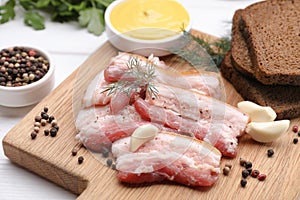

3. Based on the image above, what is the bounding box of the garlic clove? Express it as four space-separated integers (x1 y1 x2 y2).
246 120 290 143
237 101 277 122
130 124 158 152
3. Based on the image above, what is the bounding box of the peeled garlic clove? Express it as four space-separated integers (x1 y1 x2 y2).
130 124 158 152
237 101 277 122
246 120 290 143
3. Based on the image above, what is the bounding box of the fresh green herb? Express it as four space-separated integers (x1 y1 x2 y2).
0 0 15 24
188 31 231 67
173 30 231 69
24 11 44 30
101 57 158 98
171 38 218 72
0 0 114 35
79 7 104 36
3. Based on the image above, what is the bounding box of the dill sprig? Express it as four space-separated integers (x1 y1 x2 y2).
101 57 158 98
174 30 231 68
187 31 231 67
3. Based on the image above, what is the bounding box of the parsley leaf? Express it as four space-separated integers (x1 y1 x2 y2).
0 0 16 24
79 7 104 36
19 0 35 10
36 0 50 8
24 11 45 30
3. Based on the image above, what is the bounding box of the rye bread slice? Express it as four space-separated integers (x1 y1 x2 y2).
220 51 300 120
230 9 254 78
240 0 300 86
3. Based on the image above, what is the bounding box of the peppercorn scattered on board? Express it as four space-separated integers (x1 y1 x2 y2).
3 30 300 200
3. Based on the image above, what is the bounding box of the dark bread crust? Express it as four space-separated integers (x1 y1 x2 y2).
240 0 300 86
220 51 300 119
231 9 254 78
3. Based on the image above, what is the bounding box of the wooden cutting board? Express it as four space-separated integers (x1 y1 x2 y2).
3 31 300 200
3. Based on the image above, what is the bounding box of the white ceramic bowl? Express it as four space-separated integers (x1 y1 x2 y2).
0 45 55 107
104 0 192 57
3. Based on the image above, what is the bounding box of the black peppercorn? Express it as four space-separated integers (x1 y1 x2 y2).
43 107 48 113
293 138 298 144
41 112 49 120
247 168 252 174
48 116 55 123
52 125 59 131
267 149 274 157
106 158 113 167
31 132 37 139
50 128 57 137
111 164 116 170
242 169 250 178
245 161 252 169
101 147 109 158
44 129 49 136
240 179 247 187
78 156 84 164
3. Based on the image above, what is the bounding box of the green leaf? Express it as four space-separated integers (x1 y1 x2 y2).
79 7 104 36
36 0 51 8
68 1 87 12
19 0 35 10
0 0 16 24
50 0 61 7
24 11 45 30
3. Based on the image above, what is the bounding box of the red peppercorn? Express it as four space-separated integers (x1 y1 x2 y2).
251 170 260 178
292 125 298 133
28 50 36 57
258 174 267 181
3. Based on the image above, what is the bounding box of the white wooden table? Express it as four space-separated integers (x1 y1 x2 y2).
0 0 261 199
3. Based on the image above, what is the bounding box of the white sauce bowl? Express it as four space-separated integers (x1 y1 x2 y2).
104 0 192 57
0 45 55 107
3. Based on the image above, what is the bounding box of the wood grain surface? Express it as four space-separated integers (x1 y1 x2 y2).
3 31 300 200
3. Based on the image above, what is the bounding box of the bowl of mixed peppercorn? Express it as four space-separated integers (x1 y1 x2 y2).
0 45 55 107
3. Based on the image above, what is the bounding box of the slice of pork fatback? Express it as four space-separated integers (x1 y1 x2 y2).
112 131 221 187
104 52 222 99
75 104 178 152
75 105 146 152
134 83 249 157
82 71 112 108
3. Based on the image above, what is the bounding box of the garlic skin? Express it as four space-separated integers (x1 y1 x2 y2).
237 101 277 122
130 124 158 152
246 120 290 143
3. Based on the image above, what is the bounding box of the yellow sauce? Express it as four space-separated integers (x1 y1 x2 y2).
110 0 190 40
